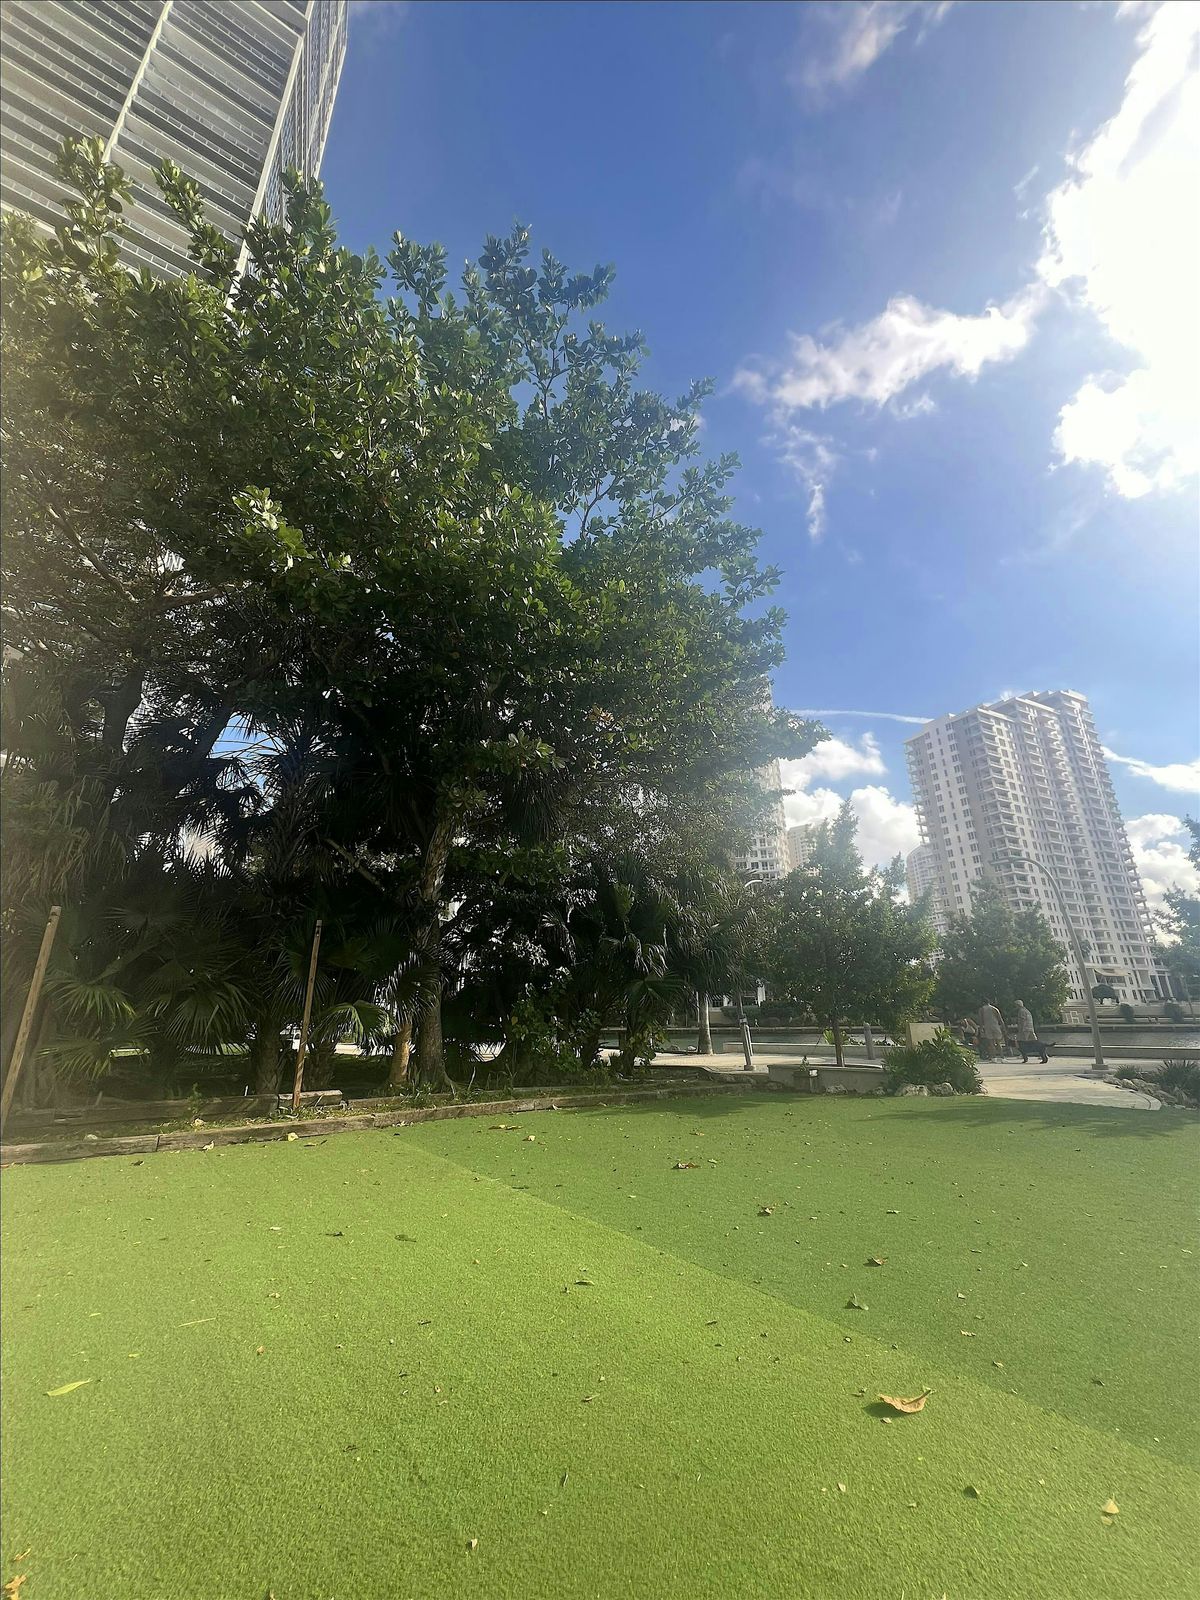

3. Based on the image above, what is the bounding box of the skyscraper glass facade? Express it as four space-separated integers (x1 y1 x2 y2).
0 0 346 278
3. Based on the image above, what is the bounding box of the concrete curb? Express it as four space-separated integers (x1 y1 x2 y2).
0 1082 767 1166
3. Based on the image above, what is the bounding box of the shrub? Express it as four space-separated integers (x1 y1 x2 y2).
1119 1004 1136 1024
1164 1001 1185 1024
1159 1059 1200 1103
1114 1064 1143 1082
884 1030 982 1095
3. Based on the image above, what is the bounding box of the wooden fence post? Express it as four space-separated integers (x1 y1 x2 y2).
291 920 323 1113
1 906 62 1133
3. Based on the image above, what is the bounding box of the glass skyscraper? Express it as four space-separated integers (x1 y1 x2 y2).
0 0 347 278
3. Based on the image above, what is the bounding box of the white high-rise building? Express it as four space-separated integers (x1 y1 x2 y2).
905 691 1166 1003
0 0 347 279
905 842 947 932
787 822 819 872
734 759 790 883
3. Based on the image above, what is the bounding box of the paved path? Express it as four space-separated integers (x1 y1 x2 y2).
649 1050 1160 1110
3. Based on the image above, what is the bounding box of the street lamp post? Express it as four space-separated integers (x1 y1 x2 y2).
992 851 1105 1071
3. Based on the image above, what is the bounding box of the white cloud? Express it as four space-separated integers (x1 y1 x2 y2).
1039 1 1200 498
782 781 920 867
794 708 932 725
348 0 408 39
763 422 839 539
1125 813 1200 911
1103 747 1200 796
794 2 955 99
733 286 1043 413
781 732 887 787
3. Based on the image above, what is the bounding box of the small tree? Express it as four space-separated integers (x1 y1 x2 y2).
934 879 1070 1025
763 804 935 1067
1155 818 1200 1017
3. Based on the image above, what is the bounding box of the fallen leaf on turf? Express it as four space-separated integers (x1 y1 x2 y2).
959 1331 975 1337
964 1485 981 1498
269 1226 283 1232
878 1390 931 1414
866 1257 886 1267
846 1295 868 1310
490 1124 517 1131
581 1394 597 1403
286 1133 298 1142
13 1551 30 1563
467 1538 478 1552
326 1231 344 1238
128 1352 140 1359
1103 1499 1119 1516
255 1345 266 1356
837 1482 847 1493
524 1134 536 1143
853 1388 866 1397
758 1206 774 1216
46 1380 91 1396
993 1360 1004 1369
575 1279 593 1286
560 1471 569 1487
1092 1377 1105 1386
395 1234 416 1243
178 1318 215 1327
886 1209 899 1215
672 1162 698 1170
6 1575 27 1598
201 1142 215 1151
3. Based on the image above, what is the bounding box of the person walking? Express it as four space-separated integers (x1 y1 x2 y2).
1015 999 1049 1064
978 999 1005 1061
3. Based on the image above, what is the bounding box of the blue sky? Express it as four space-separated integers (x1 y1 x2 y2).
323 0 1198 899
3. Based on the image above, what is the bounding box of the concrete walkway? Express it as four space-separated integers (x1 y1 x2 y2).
649 1049 1161 1110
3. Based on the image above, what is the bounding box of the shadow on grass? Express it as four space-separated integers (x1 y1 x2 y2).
572 1084 1197 1142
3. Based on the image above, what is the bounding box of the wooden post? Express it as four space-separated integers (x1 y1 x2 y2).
291 920 323 1113
1 906 62 1132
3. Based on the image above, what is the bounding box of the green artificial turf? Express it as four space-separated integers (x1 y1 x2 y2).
2 1094 1197 1598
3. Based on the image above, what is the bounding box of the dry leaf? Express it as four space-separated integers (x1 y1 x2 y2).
866 1257 886 1267
13 1552 30 1563
1102 1498 1119 1516
467 1538 478 1552
878 1389 931 1414
886 1209 899 1215
286 1133 298 1142
255 1345 266 1356
524 1135 536 1143
992 1360 1004 1369
964 1485 981 1499
201 1141 215 1151
581 1394 598 1403
6 1576 27 1598
960 1330 975 1337
490 1124 517 1131
179 1318 215 1327
46 1380 91 1396
672 1161 698 1170
846 1295 868 1311
758 1206 774 1216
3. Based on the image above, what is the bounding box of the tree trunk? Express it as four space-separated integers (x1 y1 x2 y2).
830 1016 845 1070
303 1037 339 1089
249 1021 283 1095
386 1019 413 1090
696 989 712 1056
413 962 453 1092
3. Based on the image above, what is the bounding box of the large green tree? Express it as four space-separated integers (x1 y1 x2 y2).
2 138 822 1095
1154 817 1200 1013
933 878 1070 1026
762 804 935 1067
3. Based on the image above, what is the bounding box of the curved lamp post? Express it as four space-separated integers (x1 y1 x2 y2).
991 851 1105 1070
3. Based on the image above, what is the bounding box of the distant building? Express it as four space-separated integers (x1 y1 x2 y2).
733 759 790 883
0 0 347 279
905 843 947 932
905 690 1166 1003
787 823 819 872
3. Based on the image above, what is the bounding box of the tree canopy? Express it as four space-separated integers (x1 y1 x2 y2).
762 804 935 1067
1 137 822 1098
933 879 1070 1026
